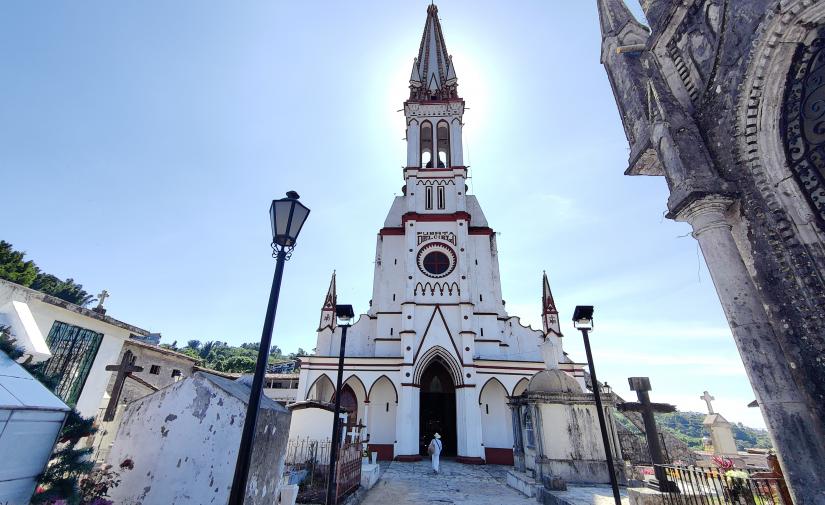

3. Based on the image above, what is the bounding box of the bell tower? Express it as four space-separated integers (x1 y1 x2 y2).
404 5 466 221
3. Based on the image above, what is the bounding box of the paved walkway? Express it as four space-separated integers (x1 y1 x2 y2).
360 459 534 505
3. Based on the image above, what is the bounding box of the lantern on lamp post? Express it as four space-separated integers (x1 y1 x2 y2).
228 191 310 505
326 304 355 505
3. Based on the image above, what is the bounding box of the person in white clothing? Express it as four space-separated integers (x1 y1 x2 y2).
428 433 443 474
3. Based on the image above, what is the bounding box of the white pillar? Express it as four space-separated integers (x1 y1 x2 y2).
676 195 825 496
450 117 463 166
363 402 370 441
457 385 483 460
395 383 419 458
407 121 420 167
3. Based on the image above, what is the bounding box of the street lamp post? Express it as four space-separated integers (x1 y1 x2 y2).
326 304 355 505
573 305 622 505
228 191 310 505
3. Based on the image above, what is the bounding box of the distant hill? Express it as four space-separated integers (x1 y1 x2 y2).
617 410 772 452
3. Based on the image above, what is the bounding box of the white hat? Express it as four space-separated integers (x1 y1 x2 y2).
434 433 441 439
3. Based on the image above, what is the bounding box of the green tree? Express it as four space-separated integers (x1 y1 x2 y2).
270 345 282 357
186 340 201 350
0 240 38 286
31 273 95 306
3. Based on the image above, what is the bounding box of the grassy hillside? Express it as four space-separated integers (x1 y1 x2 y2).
617 411 773 451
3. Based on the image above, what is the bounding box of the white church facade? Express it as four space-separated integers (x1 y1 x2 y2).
295 5 586 464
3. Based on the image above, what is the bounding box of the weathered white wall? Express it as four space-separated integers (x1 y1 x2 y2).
107 373 290 505
367 376 397 444
288 407 334 441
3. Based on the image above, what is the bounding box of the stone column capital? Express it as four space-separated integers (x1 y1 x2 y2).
674 195 735 238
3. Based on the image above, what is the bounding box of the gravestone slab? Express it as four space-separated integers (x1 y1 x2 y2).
106 372 290 505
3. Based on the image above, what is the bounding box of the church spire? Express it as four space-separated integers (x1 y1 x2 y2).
542 271 562 338
597 0 645 40
409 4 459 101
318 271 337 332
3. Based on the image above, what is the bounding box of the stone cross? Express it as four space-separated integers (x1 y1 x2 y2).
96 289 110 309
618 377 678 492
700 390 715 414
103 350 143 422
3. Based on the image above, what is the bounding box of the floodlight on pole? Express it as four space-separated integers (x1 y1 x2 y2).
572 305 621 505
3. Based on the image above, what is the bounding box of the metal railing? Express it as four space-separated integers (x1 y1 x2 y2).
656 465 791 505
284 437 362 504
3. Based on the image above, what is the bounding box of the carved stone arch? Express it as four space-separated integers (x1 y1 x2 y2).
451 117 461 125
739 2 825 233
413 345 463 386
367 374 398 403
305 374 335 401
478 377 507 404
735 2 825 330
512 377 529 397
408 118 419 126
343 374 368 402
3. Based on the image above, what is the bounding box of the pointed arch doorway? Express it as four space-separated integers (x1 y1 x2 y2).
419 360 457 456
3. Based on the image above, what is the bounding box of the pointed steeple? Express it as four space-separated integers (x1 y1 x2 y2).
410 4 459 101
597 0 646 41
318 271 337 332
542 271 562 338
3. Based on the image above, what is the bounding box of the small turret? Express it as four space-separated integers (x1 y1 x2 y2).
542 271 562 338
318 271 337 332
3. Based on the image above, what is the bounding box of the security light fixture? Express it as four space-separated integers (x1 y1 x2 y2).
572 305 594 330
335 304 355 325
270 191 310 249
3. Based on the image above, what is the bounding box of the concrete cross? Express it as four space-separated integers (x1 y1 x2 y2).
96 289 110 309
618 377 678 492
103 350 143 422
700 390 715 414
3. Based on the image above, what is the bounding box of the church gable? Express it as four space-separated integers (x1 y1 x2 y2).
412 305 462 367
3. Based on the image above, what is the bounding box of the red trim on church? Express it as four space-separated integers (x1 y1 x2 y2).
395 454 423 462
484 448 514 465
402 211 471 224
469 227 494 235
379 227 405 236
456 456 485 465
368 444 395 461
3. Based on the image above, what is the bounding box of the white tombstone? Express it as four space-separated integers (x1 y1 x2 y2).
0 351 69 505
703 414 738 455
106 372 291 505
700 391 738 455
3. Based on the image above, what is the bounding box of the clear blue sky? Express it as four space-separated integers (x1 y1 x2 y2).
0 1 764 428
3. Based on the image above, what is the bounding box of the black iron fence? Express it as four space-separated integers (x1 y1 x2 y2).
335 442 363 501
284 437 362 504
656 465 791 505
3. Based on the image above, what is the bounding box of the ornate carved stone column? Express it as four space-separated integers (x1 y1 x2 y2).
676 195 825 500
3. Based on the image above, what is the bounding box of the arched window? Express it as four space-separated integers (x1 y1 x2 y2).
420 121 433 168
437 121 450 168
523 406 535 448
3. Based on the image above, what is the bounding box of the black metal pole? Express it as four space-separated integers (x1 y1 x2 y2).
325 323 349 505
580 328 622 505
228 249 287 505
